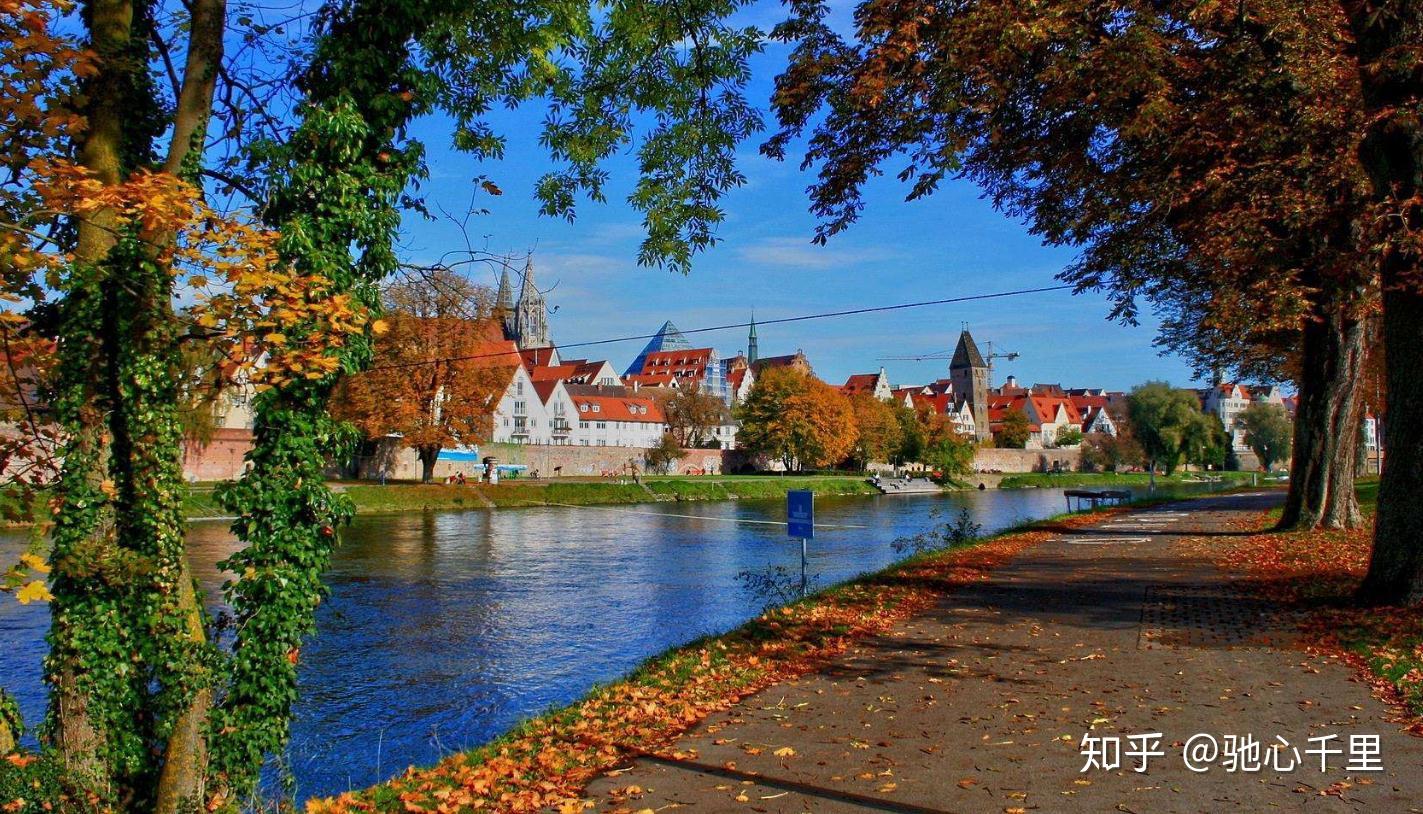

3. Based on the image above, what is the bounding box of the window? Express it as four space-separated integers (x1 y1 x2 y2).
514 400 527 415
579 403 588 412
592 404 601 413
579 421 589 429
596 421 606 430
516 380 524 395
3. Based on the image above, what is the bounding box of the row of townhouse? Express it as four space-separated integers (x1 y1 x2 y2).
493 349 671 448
1197 381 1289 453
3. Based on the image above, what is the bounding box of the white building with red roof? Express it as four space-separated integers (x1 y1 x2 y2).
570 391 668 448
840 367 893 401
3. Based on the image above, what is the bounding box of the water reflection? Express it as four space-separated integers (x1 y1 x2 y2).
0 486 1208 798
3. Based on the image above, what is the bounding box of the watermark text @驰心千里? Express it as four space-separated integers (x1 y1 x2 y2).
1079 732 1384 774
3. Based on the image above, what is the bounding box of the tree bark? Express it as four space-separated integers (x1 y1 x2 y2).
1361 278 1423 604
1347 0 1423 605
48 0 135 786
419 445 439 483
1278 307 1367 530
150 1 226 808
153 567 210 814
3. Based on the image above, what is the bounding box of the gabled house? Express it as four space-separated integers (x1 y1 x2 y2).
841 367 893 401
727 364 755 404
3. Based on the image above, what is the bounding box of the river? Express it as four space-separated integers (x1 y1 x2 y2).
0 486 1211 799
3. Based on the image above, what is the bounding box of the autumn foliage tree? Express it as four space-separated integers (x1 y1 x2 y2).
846 393 902 469
655 382 727 448
766 1 1420 548
737 367 856 471
2 0 766 808
332 270 515 482
916 407 974 480
993 411 1030 450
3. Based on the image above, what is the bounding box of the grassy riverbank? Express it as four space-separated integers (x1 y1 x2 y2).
1 476 882 526
997 470 1259 489
305 504 1123 813
327 475 881 516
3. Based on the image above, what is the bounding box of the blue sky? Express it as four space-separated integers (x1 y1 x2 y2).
396 14 1199 393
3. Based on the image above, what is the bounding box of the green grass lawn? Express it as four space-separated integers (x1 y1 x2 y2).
997 470 1258 489
333 474 879 515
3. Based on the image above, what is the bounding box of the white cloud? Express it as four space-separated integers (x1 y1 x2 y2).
735 236 894 270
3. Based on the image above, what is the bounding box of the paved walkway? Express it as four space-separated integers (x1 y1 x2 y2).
584 492 1423 813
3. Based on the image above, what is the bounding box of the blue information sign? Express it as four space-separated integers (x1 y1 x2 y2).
786 489 814 539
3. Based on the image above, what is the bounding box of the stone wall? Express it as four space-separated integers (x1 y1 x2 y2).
355 440 731 482
972 446 1082 474
182 428 254 483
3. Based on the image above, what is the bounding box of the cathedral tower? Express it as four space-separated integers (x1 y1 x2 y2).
513 257 550 349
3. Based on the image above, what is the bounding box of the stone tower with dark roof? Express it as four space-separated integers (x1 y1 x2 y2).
950 329 990 441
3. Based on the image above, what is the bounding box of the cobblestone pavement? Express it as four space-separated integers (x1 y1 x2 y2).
583 492 1423 813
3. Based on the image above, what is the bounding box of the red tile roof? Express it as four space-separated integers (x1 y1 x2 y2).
519 347 560 368
728 368 749 391
840 373 881 396
571 394 666 424
630 348 716 385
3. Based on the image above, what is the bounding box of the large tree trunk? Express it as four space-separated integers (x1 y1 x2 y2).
1278 307 1367 530
1361 278 1423 604
151 0 226 807
1349 0 1423 605
419 445 440 483
47 0 135 786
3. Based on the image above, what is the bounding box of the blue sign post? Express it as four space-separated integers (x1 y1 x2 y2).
787 490 814 596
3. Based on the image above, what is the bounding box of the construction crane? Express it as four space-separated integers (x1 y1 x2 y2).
879 341 1020 372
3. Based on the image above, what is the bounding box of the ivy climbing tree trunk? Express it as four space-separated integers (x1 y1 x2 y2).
47 0 133 790
1278 306 1367 530
210 2 434 802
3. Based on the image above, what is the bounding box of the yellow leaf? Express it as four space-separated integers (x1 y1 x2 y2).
371 319 390 336
16 579 53 604
19 552 49 574
773 747 796 757
264 332 287 345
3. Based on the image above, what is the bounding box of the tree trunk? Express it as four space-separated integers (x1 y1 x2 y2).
1278 308 1367 530
153 568 210 814
47 0 135 786
419 446 439 483
150 1 226 805
1348 0 1423 607
1361 279 1423 604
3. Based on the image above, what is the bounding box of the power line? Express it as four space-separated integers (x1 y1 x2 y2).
365 283 1075 373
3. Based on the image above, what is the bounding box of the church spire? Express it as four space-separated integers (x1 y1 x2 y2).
496 266 514 310
513 256 550 349
496 266 516 340
747 311 758 366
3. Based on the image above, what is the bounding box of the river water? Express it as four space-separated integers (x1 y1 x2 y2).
0 486 1210 799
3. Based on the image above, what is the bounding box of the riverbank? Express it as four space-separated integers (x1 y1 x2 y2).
327 475 883 516
0 476 884 526
996 470 1259 489
304 503 1128 813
